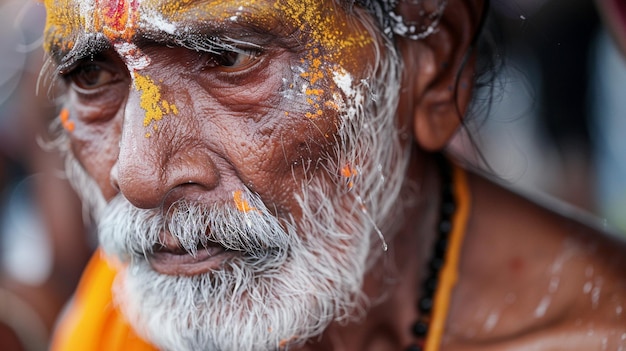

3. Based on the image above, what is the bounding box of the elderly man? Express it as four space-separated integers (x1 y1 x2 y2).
42 0 625 350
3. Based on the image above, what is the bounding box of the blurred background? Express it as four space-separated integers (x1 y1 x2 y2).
450 0 626 234
0 0 624 350
0 1 93 350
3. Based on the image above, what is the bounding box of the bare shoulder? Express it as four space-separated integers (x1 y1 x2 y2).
443 171 626 350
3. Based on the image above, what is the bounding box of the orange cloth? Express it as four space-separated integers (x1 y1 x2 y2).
50 250 157 351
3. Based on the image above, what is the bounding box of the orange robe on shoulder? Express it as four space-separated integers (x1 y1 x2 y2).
50 249 158 351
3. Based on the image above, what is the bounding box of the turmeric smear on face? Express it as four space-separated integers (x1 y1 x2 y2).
271 0 373 120
42 0 82 53
233 190 257 213
59 108 75 132
132 72 178 136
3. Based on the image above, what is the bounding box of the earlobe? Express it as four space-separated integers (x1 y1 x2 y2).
399 0 483 151
414 87 469 151
413 52 476 151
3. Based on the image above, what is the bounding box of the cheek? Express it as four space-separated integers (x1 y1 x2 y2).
64 106 122 200
228 97 341 216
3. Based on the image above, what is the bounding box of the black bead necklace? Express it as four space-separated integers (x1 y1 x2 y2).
405 155 456 351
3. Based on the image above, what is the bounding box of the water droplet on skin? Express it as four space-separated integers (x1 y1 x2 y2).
550 242 576 274
584 281 593 294
534 295 551 318
592 286 601 309
482 312 500 332
617 306 623 316
548 276 560 293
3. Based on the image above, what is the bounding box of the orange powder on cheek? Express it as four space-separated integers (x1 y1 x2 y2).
341 164 358 189
59 108 75 132
341 164 358 178
233 190 257 213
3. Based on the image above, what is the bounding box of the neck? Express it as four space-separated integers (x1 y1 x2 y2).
295 151 447 351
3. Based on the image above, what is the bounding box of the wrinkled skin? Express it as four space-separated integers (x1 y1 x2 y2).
47 0 373 216
43 0 626 350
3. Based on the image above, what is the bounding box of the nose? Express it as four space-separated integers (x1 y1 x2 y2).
111 88 219 209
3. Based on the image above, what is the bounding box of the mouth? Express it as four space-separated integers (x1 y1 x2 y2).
148 233 239 276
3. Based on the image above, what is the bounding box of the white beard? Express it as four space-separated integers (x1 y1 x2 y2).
99 185 373 351
62 21 408 351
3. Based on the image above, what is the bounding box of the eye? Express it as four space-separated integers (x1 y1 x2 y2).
67 63 117 91
203 48 261 72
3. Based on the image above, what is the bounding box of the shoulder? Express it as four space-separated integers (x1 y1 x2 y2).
444 171 626 350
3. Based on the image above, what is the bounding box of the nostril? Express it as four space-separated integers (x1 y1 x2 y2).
114 148 221 210
115 160 169 209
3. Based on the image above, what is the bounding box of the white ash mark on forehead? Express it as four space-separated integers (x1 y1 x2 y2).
114 42 151 71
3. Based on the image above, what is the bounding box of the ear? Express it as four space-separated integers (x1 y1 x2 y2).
397 0 485 151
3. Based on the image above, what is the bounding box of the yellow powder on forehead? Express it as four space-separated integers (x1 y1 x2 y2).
152 0 266 27
44 0 140 50
150 0 372 62
43 0 84 52
132 72 179 134
154 0 207 19
274 0 372 64
270 0 374 119
149 0 370 119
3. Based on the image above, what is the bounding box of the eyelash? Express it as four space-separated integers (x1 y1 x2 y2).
65 63 113 89
59 52 121 86
195 45 263 71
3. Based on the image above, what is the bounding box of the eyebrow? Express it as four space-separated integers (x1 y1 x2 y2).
48 4 299 73
135 12 295 51
53 33 112 74
48 25 256 75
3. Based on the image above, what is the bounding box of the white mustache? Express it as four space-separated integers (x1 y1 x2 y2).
98 190 294 262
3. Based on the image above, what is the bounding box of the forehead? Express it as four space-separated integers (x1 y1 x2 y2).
43 0 359 52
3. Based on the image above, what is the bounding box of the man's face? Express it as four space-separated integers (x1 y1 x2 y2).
45 0 408 349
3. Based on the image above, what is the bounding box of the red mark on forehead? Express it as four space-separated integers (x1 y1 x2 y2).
95 0 139 39
107 0 129 29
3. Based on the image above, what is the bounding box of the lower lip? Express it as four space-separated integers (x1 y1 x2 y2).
148 246 237 276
